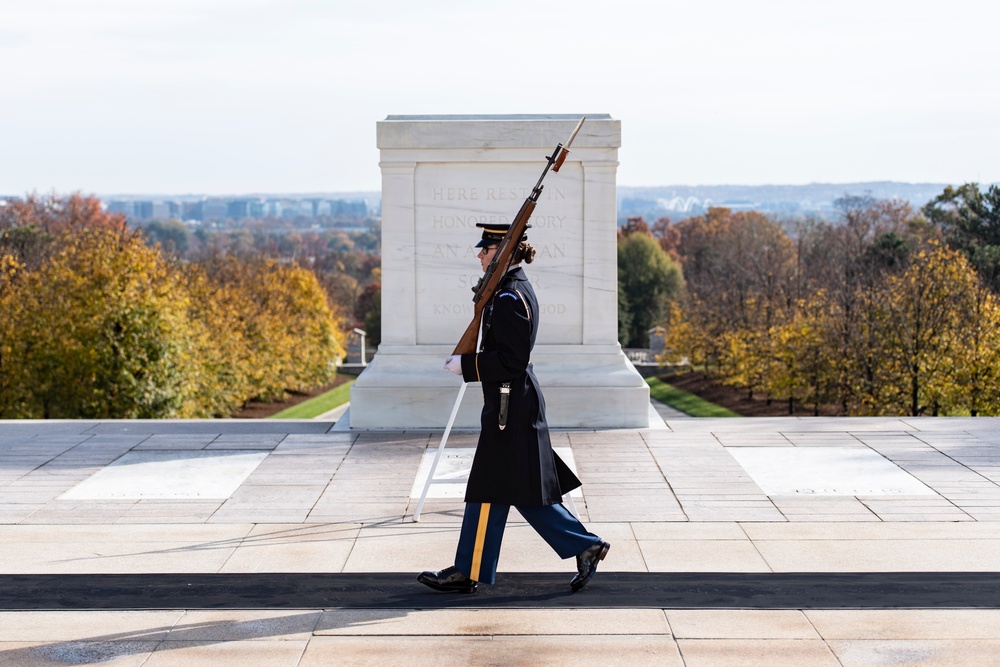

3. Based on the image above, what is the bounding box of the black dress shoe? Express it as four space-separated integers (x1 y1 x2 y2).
417 566 478 594
570 539 610 592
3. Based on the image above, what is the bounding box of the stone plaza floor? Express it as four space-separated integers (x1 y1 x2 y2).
1 412 1000 665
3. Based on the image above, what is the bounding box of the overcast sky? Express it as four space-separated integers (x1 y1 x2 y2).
2 0 998 196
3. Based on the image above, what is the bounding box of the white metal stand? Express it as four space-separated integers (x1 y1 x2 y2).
412 382 468 522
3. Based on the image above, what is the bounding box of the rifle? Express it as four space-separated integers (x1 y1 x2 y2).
452 116 586 356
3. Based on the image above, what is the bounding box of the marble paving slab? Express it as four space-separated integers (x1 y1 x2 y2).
59 451 269 500
727 447 936 496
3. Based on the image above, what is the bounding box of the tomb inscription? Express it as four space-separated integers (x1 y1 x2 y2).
414 162 584 345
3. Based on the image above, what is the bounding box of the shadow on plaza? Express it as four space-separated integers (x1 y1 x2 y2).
0 609 411 664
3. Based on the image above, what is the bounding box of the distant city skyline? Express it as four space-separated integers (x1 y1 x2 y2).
7 180 951 225
2 0 998 195
99 194 374 223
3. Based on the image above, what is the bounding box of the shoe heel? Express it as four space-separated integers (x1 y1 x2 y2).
597 542 610 561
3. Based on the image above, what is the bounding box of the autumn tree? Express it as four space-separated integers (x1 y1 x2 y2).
948 276 1000 416
872 243 977 416
198 256 346 403
0 193 349 418
0 193 128 271
658 193 1000 417
650 216 681 262
766 294 837 415
792 196 919 411
0 195 202 418
923 183 1000 291
140 220 192 257
356 273 382 347
617 222 684 348
171 264 253 417
0 226 193 418
666 208 797 398
617 281 633 347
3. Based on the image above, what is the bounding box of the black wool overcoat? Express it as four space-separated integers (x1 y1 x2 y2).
459 267 582 506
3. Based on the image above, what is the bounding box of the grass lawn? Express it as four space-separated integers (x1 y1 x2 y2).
270 376 737 420
646 377 741 418
269 378 355 419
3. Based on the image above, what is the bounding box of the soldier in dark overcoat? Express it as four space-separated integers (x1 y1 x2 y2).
418 223 610 594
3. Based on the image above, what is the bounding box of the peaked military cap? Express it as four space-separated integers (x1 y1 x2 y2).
475 222 530 248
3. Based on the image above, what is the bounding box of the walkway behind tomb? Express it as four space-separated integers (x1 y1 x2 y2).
1 416 1000 666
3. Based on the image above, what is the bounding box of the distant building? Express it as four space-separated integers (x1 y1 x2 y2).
134 201 154 219
183 200 204 221
262 199 282 217
202 199 228 221
151 201 171 219
223 198 264 220
104 199 173 221
277 200 299 219
330 199 368 217
295 200 314 218
106 200 134 217
227 199 249 220
97 193 378 224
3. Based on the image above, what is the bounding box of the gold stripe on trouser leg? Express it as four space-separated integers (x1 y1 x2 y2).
470 502 491 581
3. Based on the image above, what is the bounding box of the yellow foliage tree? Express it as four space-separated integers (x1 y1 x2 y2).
873 243 978 415
767 295 834 415
172 264 253 417
659 299 726 374
949 278 1000 415
198 257 346 403
0 227 192 418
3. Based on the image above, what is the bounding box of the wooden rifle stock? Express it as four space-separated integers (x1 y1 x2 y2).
451 117 585 356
